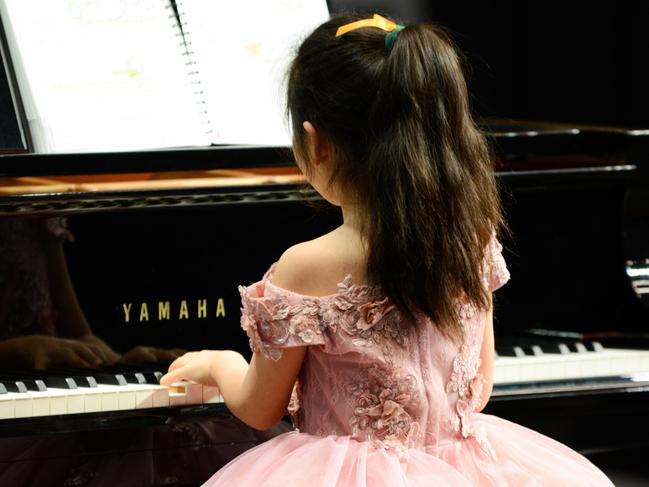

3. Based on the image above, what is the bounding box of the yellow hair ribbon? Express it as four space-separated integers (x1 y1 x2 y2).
335 14 398 38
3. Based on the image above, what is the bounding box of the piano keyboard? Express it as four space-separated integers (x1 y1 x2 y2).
0 366 223 420
493 341 649 395
3 342 649 419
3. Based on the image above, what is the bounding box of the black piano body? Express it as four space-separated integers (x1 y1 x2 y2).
0 123 648 485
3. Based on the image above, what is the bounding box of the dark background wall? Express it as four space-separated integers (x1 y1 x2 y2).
330 0 649 128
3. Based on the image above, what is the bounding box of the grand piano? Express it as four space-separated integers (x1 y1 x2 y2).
1 0 648 482
0 122 648 485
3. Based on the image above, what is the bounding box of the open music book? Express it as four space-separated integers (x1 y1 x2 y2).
0 0 329 153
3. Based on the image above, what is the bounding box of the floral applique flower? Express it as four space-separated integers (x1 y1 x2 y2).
357 298 396 331
333 294 355 312
334 301 404 346
291 314 319 343
239 283 317 361
349 368 421 457
446 339 497 460
240 270 408 361
446 344 479 398
485 235 510 290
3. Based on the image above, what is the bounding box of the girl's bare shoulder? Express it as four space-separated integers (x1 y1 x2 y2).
272 227 366 297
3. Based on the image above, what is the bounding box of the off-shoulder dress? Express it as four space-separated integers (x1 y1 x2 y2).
203 238 613 486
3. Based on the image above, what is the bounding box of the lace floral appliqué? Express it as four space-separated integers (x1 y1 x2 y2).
485 234 510 291
326 276 406 347
239 283 324 361
446 344 497 460
348 368 420 460
239 271 406 361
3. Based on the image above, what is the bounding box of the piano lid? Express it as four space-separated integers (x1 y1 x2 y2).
0 121 646 179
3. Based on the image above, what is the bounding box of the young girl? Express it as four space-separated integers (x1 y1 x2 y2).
160 13 613 486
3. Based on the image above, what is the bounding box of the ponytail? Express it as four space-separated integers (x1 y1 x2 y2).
288 14 504 339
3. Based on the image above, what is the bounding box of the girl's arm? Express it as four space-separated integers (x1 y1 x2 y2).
161 347 305 431
160 251 311 430
475 297 495 412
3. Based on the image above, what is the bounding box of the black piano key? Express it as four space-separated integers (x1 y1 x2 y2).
49 374 93 388
99 366 146 385
35 371 80 389
567 342 589 353
11 378 46 392
94 373 130 386
141 370 163 385
44 376 80 389
71 369 128 386
522 345 544 356
66 375 97 388
33 368 102 389
128 363 168 384
584 340 605 352
0 380 28 393
0 372 48 392
495 345 526 357
539 342 571 354
495 346 513 356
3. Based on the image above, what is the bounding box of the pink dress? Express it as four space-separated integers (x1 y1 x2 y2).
203 239 613 486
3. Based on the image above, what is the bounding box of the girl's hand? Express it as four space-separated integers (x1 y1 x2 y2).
159 350 221 387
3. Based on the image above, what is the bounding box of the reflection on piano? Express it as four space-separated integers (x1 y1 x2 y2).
0 123 648 484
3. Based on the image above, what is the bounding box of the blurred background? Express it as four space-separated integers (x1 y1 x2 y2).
330 0 649 128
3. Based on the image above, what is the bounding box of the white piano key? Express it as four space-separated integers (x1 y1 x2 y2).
82 388 104 413
169 393 186 406
135 384 169 409
6 392 32 418
30 392 52 416
167 381 204 406
93 385 121 412
66 390 86 414
168 382 189 406
185 382 203 405
49 391 68 415
152 386 170 408
494 348 649 385
564 356 581 379
117 388 137 410
202 385 224 404
547 358 565 381
1 377 230 420
44 388 85 415
5 390 51 417
135 389 153 409
0 395 15 419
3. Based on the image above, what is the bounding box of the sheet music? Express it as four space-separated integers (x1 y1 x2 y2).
177 0 330 145
0 0 210 153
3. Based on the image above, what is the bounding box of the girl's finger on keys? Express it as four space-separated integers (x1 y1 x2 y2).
161 364 194 385
167 354 191 371
159 371 179 386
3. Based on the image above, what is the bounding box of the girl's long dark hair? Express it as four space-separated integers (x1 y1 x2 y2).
287 14 505 339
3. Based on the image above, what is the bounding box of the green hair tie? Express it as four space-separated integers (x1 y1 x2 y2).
385 24 405 52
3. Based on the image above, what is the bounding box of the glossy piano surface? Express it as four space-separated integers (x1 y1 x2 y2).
0 123 648 484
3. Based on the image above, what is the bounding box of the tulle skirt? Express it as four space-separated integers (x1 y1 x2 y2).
202 413 613 486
